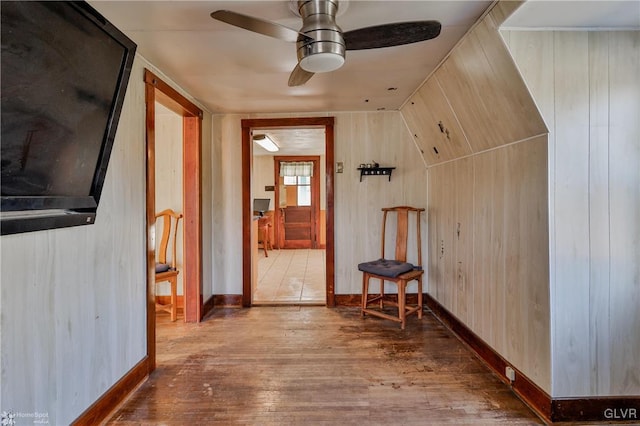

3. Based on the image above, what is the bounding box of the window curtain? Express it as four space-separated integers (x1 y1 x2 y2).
280 161 313 177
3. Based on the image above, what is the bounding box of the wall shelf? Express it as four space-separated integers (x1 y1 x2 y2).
357 167 395 182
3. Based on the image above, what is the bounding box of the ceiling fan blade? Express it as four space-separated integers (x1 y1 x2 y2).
211 10 312 43
344 21 442 50
288 64 315 87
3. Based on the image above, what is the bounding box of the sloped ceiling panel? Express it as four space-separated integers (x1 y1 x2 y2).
434 14 548 153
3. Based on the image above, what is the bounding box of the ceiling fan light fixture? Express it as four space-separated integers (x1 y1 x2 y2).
299 51 344 73
253 134 279 152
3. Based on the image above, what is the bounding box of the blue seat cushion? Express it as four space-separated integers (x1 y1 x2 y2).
155 262 170 273
358 258 416 278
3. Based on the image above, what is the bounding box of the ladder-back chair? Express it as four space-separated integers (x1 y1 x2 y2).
358 206 425 329
155 209 183 321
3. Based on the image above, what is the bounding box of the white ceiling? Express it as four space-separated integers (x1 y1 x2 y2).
89 0 493 114
91 0 639 153
503 0 640 30
253 127 326 156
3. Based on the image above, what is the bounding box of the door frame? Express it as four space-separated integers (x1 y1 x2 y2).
144 69 203 371
241 117 335 307
274 155 321 249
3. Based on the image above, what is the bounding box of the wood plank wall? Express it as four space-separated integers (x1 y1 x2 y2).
504 30 640 398
212 111 428 297
401 8 551 393
0 59 150 424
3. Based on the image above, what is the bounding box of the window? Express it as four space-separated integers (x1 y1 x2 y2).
283 175 311 206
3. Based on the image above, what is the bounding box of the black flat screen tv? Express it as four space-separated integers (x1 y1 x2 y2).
1 1 136 235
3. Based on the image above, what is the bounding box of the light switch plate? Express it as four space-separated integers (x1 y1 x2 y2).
336 161 344 173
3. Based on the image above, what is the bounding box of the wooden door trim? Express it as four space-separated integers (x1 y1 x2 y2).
144 69 203 373
241 117 335 307
274 155 320 249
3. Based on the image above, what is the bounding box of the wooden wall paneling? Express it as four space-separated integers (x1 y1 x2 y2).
430 136 551 393
452 157 474 325
427 166 445 299
587 31 612 395
507 29 639 398
400 78 472 165
607 31 640 395
441 162 457 312
435 15 547 153
1 59 149 424
332 113 360 295
504 33 556 316
552 31 591 396
472 17 547 139
503 143 524 370
330 111 427 296
399 90 434 166
436 25 497 153
503 31 555 129
503 137 550 392
472 149 506 352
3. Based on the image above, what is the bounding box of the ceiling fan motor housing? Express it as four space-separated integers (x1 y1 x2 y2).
296 0 345 73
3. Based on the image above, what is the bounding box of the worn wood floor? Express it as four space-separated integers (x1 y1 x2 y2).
107 307 543 425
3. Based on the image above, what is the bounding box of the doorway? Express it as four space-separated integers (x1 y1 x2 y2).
274 156 321 249
144 69 203 371
241 117 335 307
253 152 324 304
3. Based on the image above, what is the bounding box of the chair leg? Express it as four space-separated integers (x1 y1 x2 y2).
169 276 177 322
379 278 385 309
361 273 370 317
417 276 423 319
398 279 406 330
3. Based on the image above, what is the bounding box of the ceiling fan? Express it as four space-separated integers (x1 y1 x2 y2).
211 0 441 87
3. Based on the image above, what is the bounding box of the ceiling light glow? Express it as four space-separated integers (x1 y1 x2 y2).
253 134 279 152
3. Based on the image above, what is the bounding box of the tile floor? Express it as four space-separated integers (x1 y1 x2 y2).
253 248 326 304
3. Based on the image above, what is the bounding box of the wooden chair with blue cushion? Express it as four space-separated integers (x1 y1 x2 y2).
359 206 425 329
155 209 183 321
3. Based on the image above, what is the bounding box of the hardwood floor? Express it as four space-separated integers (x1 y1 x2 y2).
107 307 542 425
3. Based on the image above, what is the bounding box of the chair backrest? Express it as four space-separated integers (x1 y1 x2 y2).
380 206 425 266
155 209 183 269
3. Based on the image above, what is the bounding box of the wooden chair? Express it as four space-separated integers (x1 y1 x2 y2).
359 206 425 329
257 215 273 257
155 209 183 322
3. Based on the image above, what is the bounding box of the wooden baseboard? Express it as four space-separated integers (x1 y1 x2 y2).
71 357 149 425
424 294 640 423
552 397 640 422
202 294 215 318
213 294 243 307
423 293 552 423
334 294 361 306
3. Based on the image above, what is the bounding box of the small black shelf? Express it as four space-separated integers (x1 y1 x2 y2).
357 167 396 182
